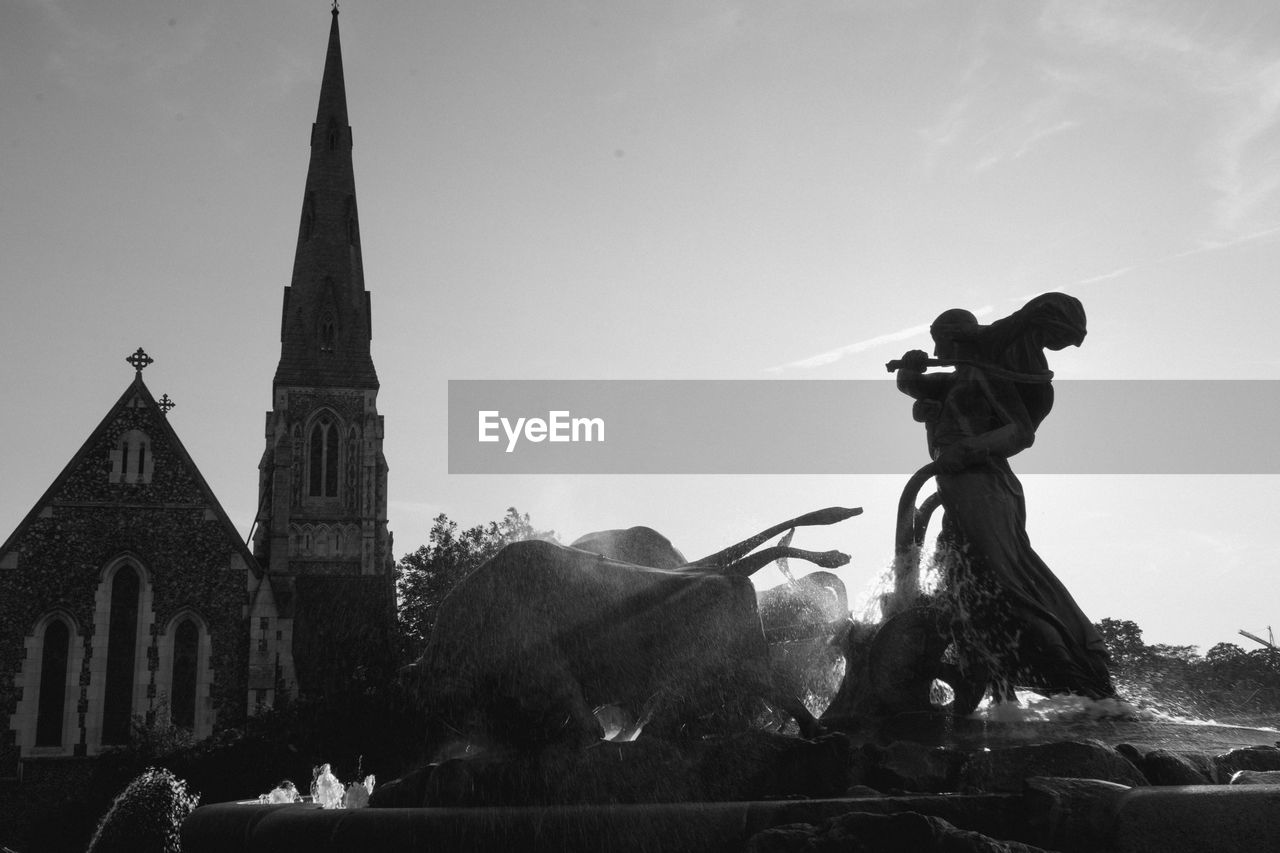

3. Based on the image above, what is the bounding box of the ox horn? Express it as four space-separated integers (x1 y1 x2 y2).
720 546 851 578
684 506 862 570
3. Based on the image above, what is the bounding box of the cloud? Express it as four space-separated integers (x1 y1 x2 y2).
917 6 1083 175
921 3 1280 235
973 114 1079 173
1076 265 1135 285
766 323 931 372
1040 1 1280 237
1068 223 1280 289
1205 59 1280 232
768 305 995 373
916 25 991 175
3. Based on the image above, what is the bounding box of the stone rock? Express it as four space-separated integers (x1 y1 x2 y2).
745 823 818 853
1118 743 1223 783
1023 776 1130 853
1214 745 1280 778
1106 783 1280 852
745 731 856 800
1113 743 1146 765
368 763 432 808
865 740 967 793
376 731 855 807
845 784 886 797
962 740 1147 793
1229 770 1280 785
1173 750 1220 784
1137 749 1213 786
744 811 1054 853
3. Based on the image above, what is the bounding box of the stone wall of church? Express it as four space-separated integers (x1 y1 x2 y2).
0 395 250 777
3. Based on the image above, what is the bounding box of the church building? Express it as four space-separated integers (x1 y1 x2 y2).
0 9 396 779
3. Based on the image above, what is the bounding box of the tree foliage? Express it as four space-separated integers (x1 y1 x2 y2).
86 768 199 853
396 507 556 658
1095 617 1146 666
1095 616 1280 722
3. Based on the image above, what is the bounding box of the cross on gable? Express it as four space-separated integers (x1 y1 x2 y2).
126 348 154 374
158 394 176 415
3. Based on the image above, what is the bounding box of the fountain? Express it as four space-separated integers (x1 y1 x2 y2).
182 295 1280 852
182 473 1280 852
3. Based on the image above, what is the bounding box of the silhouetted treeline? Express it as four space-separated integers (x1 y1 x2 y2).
1096 617 1280 722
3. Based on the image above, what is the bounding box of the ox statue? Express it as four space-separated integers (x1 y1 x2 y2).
757 570 849 640
411 506 861 752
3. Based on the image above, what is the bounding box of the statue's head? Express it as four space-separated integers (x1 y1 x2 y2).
929 308 980 359
1018 293 1086 351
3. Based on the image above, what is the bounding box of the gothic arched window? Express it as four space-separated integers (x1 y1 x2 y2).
102 564 140 745
35 620 70 747
308 416 340 498
170 619 198 730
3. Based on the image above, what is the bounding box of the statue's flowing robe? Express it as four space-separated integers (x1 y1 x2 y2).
935 457 1114 699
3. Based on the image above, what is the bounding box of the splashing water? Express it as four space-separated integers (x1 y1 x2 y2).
969 689 1280 733
973 691 1143 723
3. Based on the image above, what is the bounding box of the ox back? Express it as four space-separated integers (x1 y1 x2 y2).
567 526 688 570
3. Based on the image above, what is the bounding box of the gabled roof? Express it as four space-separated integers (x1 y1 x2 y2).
0 372 262 578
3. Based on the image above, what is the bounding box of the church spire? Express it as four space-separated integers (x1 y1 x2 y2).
273 8 377 390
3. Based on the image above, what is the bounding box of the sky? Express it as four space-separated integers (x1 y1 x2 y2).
2 0 1279 655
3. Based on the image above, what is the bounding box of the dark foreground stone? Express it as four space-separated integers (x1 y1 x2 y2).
744 811 1053 853
1213 744 1280 778
962 740 1148 792
184 723 1280 851
372 731 855 807
1133 749 1214 785
183 784 1280 853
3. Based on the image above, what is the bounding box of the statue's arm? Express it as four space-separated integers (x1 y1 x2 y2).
935 376 1036 472
895 350 949 400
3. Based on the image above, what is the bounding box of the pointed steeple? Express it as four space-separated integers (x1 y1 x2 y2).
274 7 377 390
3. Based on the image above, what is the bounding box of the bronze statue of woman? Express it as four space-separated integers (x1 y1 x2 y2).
894 293 1115 702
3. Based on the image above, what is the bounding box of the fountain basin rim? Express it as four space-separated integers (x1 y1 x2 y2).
185 785 1280 853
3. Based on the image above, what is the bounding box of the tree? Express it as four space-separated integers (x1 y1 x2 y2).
396 507 556 658
1095 617 1146 666
1205 642 1249 668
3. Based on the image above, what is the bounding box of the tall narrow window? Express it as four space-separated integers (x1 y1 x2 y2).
301 192 316 241
320 317 336 353
113 431 152 484
308 418 339 498
35 620 70 747
171 620 198 730
102 565 140 745
345 197 357 245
